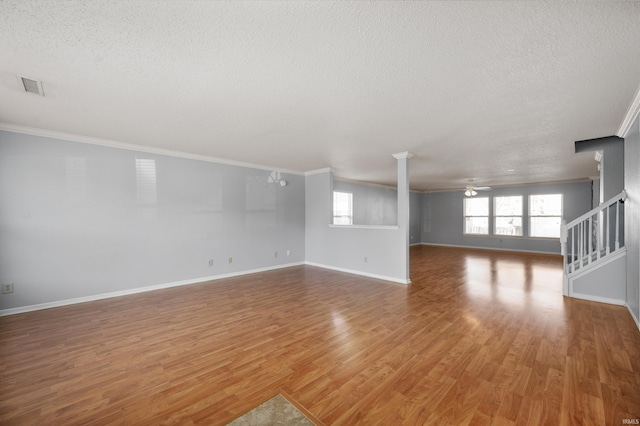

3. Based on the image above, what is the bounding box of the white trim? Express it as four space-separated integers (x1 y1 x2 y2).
333 176 422 193
304 167 332 176
617 83 640 138
565 191 626 229
566 247 626 280
329 224 399 230
567 293 625 307
334 176 396 190
0 262 304 317
420 178 592 194
392 151 414 160
627 305 640 331
420 242 559 256
0 122 304 176
305 261 410 285
567 249 626 305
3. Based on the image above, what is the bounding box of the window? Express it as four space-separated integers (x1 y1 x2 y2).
333 191 353 225
494 196 522 236
464 197 489 235
530 194 562 238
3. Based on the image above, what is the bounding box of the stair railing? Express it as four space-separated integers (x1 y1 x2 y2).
561 190 626 275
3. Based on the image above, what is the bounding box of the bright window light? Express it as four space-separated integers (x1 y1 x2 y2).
494 196 523 236
333 191 353 225
530 194 562 238
464 197 489 235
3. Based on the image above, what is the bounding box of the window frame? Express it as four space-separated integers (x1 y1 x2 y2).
332 191 353 225
493 195 523 237
529 194 563 238
464 197 489 235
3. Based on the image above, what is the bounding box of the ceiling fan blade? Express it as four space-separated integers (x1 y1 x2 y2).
475 187 491 191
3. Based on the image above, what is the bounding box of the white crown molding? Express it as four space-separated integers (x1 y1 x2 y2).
304 167 333 176
617 83 640 138
333 175 422 193
419 178 592 194
333 175 396 190
0 122 305 176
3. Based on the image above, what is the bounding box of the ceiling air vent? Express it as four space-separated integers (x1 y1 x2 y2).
18 75 45 96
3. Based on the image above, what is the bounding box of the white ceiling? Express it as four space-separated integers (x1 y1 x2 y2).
1 1 639 191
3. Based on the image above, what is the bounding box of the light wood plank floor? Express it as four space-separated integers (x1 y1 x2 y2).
1 245 639 425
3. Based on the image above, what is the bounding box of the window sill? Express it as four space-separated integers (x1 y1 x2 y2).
330 224 399 230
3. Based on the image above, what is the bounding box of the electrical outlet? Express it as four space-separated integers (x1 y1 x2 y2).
228 257 233 264
364 257 368 263
273 251 278 258
2 283 14 294
286 250 290 256
208 259 214 267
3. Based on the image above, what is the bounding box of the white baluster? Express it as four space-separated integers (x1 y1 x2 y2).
570 226 575 273
606 205 610 254
579 221 583 268
615 201 620 250
588 216 592 264
595 212 601 261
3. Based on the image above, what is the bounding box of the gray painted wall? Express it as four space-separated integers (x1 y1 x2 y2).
601 139 625 201
332 180 397 226
410 191 422 245
421 181 592 254
624 115 640 325
592 179 600 209
332 179 422 244
305 171 408 282
601 140 625 248
571 254 626 303
0 130 305 311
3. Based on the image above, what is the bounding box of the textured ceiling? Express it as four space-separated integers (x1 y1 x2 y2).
1 1 639 191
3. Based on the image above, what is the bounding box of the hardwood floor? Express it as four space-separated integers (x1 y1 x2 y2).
1 245 639 425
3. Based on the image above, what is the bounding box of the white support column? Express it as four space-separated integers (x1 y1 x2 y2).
392 151 413 284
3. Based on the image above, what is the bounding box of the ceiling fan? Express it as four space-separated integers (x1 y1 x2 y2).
463 180 491 197
464 186 491 197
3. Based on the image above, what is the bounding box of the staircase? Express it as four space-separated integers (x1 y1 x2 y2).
561 191 627 304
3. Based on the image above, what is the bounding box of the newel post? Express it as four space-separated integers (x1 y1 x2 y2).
560 220 569 296
560 220 568 257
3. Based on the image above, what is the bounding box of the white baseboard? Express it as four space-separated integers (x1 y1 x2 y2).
420 242 559 256
568 292 626 306
0 262 305 317
628 305 640 331
304 261 410 285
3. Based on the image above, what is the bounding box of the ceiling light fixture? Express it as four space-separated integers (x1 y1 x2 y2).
464 179 491 197
267 171 287 187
